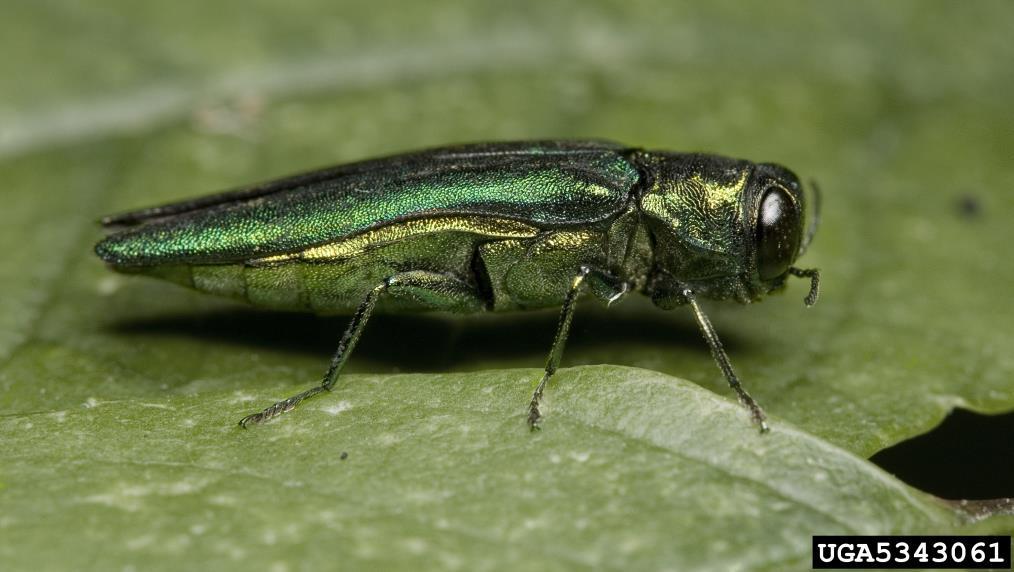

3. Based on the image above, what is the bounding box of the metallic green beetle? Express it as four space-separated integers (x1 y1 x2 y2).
96 140 820 431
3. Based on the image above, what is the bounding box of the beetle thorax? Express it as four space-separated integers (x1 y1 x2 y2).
633 153 754 305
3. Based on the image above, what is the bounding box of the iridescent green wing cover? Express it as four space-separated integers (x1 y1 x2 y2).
96 140 639 266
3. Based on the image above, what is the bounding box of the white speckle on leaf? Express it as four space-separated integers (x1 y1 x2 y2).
569 451 590 463
316 510 343 530
190 523 207 536
405 488 453 503
438 552 465 570
83 478 209 512
50 411 66 422
96 276 122 295
548 453 561 464
165 534 192 552
209 494 238 507
139 402 171 410
230 392 257 404
125 534 155 550
321 400 352 416
167 480 200 495
928 393 969 409
83 491 143 512
215 540 246 560
522 518 545 530
403 537 427 554
83 397 100 409
619 536 644 554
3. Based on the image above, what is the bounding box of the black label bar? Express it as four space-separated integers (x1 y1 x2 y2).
812 535 1011 569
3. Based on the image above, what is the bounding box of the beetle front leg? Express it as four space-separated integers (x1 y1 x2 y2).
683 288 770 433
239 271 483 427
527 266 628 430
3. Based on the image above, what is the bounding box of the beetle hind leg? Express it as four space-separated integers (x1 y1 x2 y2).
239 270 484 427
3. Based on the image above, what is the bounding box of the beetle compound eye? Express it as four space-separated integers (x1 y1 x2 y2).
756 187 801 280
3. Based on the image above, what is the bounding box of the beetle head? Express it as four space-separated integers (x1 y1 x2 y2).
637 153 819 307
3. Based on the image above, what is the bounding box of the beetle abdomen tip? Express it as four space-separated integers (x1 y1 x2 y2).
94 233 146 267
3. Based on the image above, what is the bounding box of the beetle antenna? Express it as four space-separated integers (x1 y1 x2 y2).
798 178 822 256
788 267 820 306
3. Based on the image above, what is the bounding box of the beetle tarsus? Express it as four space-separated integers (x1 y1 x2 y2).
739 393 770 433
527 368 553 431
238 385 326 428
527 404 543 431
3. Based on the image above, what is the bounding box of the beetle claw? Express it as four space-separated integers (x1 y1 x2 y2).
527 406 543 431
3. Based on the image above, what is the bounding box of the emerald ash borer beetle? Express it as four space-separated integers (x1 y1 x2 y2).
96 140 821 432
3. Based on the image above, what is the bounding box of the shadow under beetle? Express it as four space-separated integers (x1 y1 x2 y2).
96 140 821 432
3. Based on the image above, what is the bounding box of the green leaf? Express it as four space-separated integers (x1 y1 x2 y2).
2 1 1013 570
2 366 1005 570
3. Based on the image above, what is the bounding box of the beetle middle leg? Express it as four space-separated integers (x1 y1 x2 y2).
238 270 484 427
527 266 628 430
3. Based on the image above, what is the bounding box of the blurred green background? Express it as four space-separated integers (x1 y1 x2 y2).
2 1 1012 570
